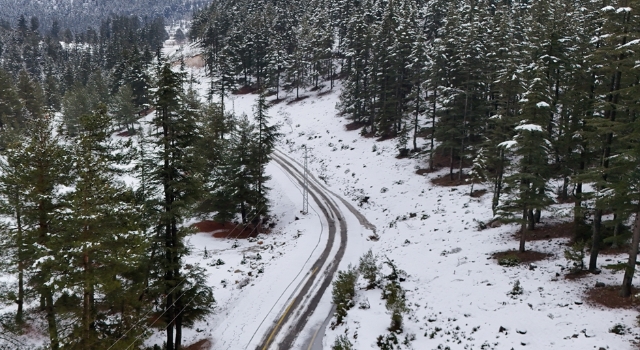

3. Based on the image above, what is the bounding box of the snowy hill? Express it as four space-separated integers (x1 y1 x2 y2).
167 43 639 350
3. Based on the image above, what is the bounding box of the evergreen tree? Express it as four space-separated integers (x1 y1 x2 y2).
150 63 210 350
61 104 147 349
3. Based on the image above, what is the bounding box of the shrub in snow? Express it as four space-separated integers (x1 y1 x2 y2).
359 249 379 289
383 258 407 283
610 323 628 335
508 280 524 299
332 266 358 326
383 282 407 333
498 255 520 267
564 241 585 273
332 335 353 350
376 333 399 350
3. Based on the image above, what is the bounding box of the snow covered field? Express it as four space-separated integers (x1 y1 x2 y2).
0 41 632 349
163 41 640 350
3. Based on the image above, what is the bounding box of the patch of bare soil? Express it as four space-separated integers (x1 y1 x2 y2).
345 121 367 131
415 127 432 138
376 133 396 142
492 250 553 264
232 85 259 95
286 95 310 104
564 270 591 280
431 172 471 187
556 194 576 204
425 151 470 171
470 189 487 198
185 339 212 350
514 222 575 242
192 220 263 239
318 89 334 97
416 168 432 175
268 98 286 106
586 285 640 309
600 244 631 255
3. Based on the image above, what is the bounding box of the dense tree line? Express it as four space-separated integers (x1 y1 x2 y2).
0 54 279 348
0 8 281 347
192 0 640 297
0 0 208 33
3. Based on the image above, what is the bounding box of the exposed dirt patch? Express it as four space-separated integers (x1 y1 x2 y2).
286 95 310 104
415 167 442 175
470 189 487 198
586 285 640 309
318 89 334 97
425 151 472 171
556 194 576 204
185 339 212 350
376 134 396 142
193 220 263 239
564 269 591 280
345 121 367 131
600 244 631 256
269 98 286 106
232 85 259 95
492 250 553 265
514 221 574 242
415 127 432 138
431 172 471 187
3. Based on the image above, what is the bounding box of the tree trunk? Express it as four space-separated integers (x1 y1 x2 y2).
175 307 183 350
527 209 535 231
16 205 23 324
561 177 569 201
83 250 91 349
589 209 603 272
458 89 469 181
492 150 505 215
519 207 527 252
429 89 436 170
449 147 454 180
620 212 640 297
573 150 585 241
45 289 59 350
412 84 420 152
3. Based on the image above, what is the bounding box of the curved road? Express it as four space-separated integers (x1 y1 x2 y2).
254 149 375 350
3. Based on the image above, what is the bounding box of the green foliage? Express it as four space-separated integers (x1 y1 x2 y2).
383 282 407 333
359 249 379 289
376 333 399 350
498 255 520 267
564 242 585 273
508 280 524 299
332 334 353 350
332 266 358 326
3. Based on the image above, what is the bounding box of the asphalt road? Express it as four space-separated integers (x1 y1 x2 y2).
255 150 351 350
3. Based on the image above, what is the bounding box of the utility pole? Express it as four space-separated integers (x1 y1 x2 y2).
302 145 309 214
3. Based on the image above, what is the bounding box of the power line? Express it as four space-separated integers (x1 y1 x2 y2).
302 145 309 215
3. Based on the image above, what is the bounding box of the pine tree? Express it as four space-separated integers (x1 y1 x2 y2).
111 84 137 132
60 104 147 349
151 63 210 350
251 92 280 221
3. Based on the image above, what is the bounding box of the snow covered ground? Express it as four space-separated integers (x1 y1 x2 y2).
0 41 635 350
161 40 640 350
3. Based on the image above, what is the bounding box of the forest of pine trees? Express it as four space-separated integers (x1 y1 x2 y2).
1 0 640 347
191 0 640 297
0 9 281 349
